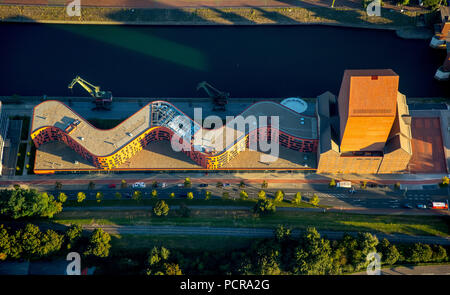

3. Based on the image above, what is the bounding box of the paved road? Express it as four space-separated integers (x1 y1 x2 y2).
74 225 450 245
353 264 450 275
47 182 450 212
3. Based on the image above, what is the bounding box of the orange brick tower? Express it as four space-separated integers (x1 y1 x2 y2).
338 69 399 152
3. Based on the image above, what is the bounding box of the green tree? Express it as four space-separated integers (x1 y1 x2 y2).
329 179 336 187
274 224 292 242
239 180 245 188
431 245 448 262
422 0 444 9
58 192 68 203
441 176 449 187
16 224 42 258
216 181 223 188
55 181 62 190
152 181 158 188
261 180 268 189
292 192 302 205
251 240 281 275
274 190 284 203
184 177 192 188
293 227 334 275
169 192 175 199
77 192 86 203
39 229 63 257
0 225 11 260
254 199 276 216
240 190 248 200
151 189 158 199
84 228 111 258
377 238 400 265
121 179 127 189
310 194 320 206
0 188 62 219
96 192 103 203
65 224 83 250
153 200 169 217
115 192 122 200
132 190 142 201
146 247 182 275
407 243 433 263
205 191 211 200
88 181 95 190
258 190 266 200
187 192 194 200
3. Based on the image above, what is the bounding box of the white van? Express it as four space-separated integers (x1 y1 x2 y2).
132 182 146 188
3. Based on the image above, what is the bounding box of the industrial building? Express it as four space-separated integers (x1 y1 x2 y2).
30 69 446 175
31 100 318 174
316 69 412 174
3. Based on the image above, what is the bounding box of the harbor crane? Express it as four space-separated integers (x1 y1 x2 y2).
68 76 113 110
197 81 229 111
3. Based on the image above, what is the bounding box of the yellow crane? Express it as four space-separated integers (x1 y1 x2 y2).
68 76 113 110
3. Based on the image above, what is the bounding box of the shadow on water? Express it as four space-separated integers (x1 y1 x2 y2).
0 10 449 98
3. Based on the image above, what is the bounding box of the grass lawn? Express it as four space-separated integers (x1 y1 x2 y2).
110 234 257 252
15 143 27 175
53 209 450 237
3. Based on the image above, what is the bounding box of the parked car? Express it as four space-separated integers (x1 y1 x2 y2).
161 182 167 188
403 203 413 209
132 182 145 188
417 204 427 209
108 184 116 188
177 183 183 187
223 183 231 187
199 183 208 187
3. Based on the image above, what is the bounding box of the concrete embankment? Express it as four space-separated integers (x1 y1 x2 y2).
0 4 436 39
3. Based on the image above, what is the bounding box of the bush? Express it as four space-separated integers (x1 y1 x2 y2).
274 224 292 242
440 176 449 187
153 200 169 217
239 181 245 188
222 192 230 199
115 192 122 199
